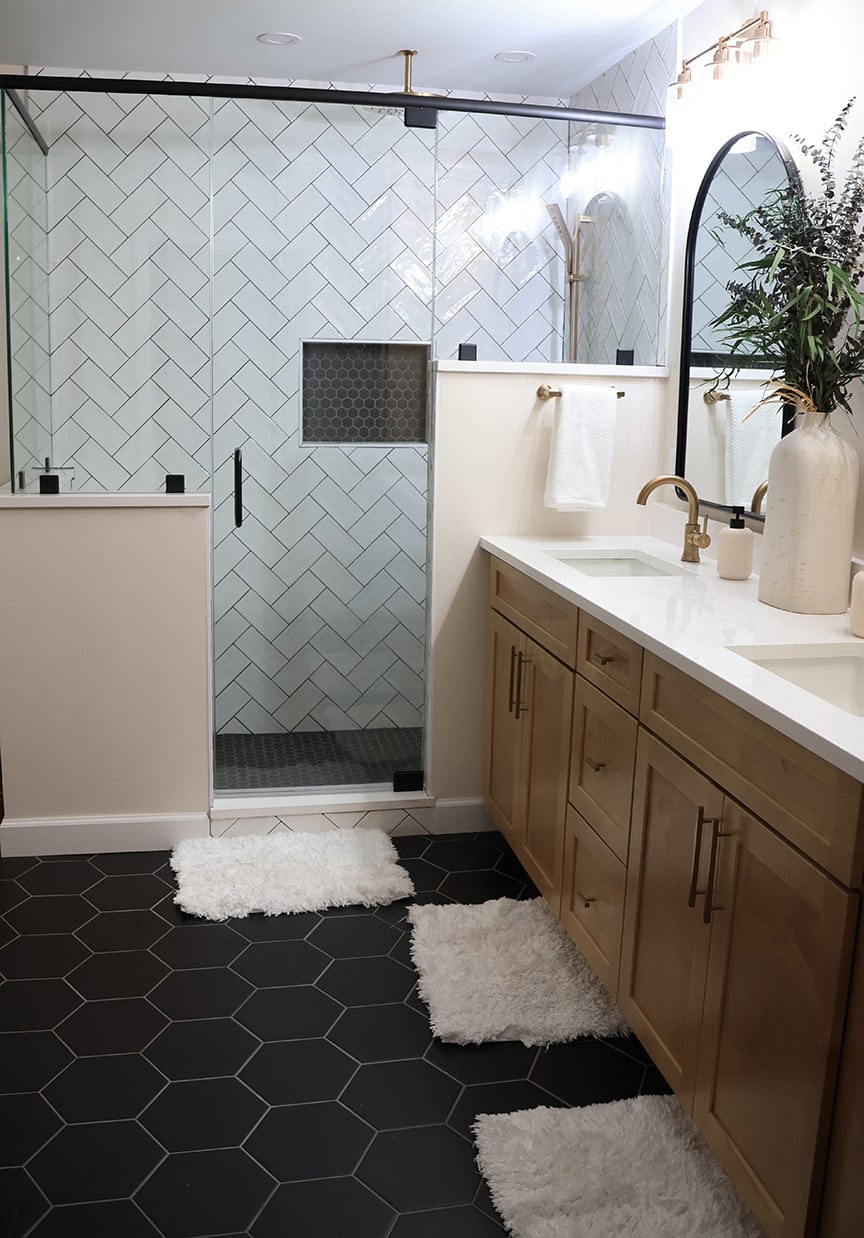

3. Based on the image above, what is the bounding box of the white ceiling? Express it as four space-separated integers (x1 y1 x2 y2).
0 0 692 103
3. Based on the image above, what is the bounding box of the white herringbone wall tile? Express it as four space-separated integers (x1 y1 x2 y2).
214 809 432 837
5 101 52 483
570 24 675 366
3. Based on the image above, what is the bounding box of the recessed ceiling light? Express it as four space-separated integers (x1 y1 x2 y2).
256 32 302 45
495 50 536 63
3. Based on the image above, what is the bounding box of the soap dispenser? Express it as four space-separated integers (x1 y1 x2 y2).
716 507 753 580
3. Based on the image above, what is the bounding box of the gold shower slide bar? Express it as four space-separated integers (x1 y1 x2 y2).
537 384 625 401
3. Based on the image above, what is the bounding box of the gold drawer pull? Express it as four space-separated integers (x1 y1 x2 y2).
576 891 595 909
688 806 720 908
592 652 616 666
585 757 605 773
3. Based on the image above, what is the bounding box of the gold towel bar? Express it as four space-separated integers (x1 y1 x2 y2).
537 383 625 401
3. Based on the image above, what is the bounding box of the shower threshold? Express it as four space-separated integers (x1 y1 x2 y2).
214 727 423 793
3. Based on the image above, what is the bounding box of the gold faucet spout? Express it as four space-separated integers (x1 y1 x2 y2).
636 474 710 564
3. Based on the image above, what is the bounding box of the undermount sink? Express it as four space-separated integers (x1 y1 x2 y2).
728 644 864 715
548 549 691 578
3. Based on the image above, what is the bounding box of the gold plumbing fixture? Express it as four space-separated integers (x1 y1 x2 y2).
537 384 625 400
397 49 442 97
546 204 594 363
669 9 776 100
751 480 768 514
636 475 711 564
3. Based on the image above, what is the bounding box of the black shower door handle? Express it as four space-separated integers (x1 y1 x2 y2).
233 448 243 527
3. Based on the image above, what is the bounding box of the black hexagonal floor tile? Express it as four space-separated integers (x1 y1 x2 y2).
437 870 525 904
493 848 533 884
0 1168 49 1235
447 1079 565 1138
148 968 252 1019
358 1126 478 1210
0 1093 63 1165
28 1121 163 1203
231 940 329 987
425 1039 538 1084
235 985 342 1040
57 997 167 1055
328 1004 431 1062
240 1039 357 1104
144 1017 259 1080
342 1059 461 1130
67 950 169 999
0 856 38 879
0 880 27 916
0 980 82 1032
252 1177 393 1238
5 895 96 936
389 1207 506 1236
316 955 415 1006
422 839 501 871
0 934 91 979
140 1076 265 1151
136 1148 274 1237
309 916 400 958
28 1199 162 1236
75 910 169 952
0 919 14 952
399 858 447 893
0 1031 73 1094
388 932 414 967
391 836 430 859
44 1054 166 1122
17 862 99 896
92 852 170 875
228 911 321 941
244 1101 373 1180
531 1039 647 1107
152 892 211 927
86 875 169 912
151 924 246 969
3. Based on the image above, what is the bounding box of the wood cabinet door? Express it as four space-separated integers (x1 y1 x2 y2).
694 798 858 1238
619 731 721 1111
519 636 573 914
484 609 523 848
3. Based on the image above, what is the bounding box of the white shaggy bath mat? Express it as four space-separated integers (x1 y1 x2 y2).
171 829 414 921
474 1095 764 1238
407 897 628 1045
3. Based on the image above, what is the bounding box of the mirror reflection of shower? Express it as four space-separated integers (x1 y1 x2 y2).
546 202 594 363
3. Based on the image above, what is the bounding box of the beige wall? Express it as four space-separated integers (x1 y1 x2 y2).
668 0 864 551
0 501 211 832
427 366 668 804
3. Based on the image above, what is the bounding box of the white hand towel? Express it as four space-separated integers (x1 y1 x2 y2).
544 385 618 511
724 389 777 508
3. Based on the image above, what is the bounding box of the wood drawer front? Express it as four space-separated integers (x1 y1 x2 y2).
560 806 626 998
569 675 637 862
490 557 578 668
577 612 643 714
640 652 864 887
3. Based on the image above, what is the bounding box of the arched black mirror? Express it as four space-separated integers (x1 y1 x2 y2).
675 131 803 517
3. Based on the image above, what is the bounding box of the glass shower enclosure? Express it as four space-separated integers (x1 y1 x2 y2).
2 77 666 797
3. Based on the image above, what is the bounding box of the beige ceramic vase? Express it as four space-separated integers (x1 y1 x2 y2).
758 409 859 613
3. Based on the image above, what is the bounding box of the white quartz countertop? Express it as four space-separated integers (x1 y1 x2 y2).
480 533 864 784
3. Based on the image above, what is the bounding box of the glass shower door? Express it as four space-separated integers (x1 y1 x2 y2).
210 97 433 793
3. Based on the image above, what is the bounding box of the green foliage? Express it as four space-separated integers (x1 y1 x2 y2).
712 100 864 416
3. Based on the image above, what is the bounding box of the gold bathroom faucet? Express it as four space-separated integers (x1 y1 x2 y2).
636 475 711 563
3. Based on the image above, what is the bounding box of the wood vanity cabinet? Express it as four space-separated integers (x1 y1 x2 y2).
485 564 575 912
484 556 864 1238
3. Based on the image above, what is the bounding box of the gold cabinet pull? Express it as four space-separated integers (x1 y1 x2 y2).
688 806 720 907
703 818 730 924
576 892 595 909
585 757 605 773
592 652 615 666
514 651 529 719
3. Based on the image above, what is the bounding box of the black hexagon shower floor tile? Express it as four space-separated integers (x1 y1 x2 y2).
0 834 668 1237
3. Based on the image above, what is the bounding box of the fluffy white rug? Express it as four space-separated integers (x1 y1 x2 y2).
407 897 628 1045
473 1095 765 1238
171 829 414 921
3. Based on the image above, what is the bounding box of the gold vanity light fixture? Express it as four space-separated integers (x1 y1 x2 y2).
668 10 776 101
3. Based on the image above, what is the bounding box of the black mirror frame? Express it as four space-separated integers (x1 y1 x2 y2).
674 130 803 517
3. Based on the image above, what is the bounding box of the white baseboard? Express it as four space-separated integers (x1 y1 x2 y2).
0 813 211 857
431 798 495 834
210 790 434 820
